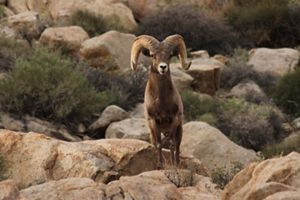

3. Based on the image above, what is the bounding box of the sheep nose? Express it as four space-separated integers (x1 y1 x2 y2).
160 64 167 70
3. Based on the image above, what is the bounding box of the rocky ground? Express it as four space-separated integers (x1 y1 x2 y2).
0 130 300 200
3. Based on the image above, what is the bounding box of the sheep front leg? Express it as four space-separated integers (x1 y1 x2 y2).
148 118 163 168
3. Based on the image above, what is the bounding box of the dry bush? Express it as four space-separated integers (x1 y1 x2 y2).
136 5 237 55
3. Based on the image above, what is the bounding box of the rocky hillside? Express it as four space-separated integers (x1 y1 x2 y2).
1 0 300 199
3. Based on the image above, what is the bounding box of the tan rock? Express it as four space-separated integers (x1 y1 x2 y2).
0 179 20 200
80 31 137 71
106 170 221 200
187 57 224 95
213 54 229 65
190 50 210 59
170 64 194 90
39 26 89 52
0 130 159 188
49 0 137 31
230 80 266 100
4 11 41 38
181 122 258 173
0 6 15 17
7 0 28 13
222 152 300 200
105 118 150 142
248 48 300 76
20 178 106 200
88 105 129 138
0 24 18 38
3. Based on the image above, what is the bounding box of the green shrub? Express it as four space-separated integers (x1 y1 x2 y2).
273 68 300 117
211 162 243 189
0 47 107 121
216 98 284 151
262 132 300 158
224 0 300 47
0 36 30 72
83 67 147 110
0 5 5 19
68 10 124 37
181 90 219 122
0 154 5 181
221 48 278 93
136 5 236 55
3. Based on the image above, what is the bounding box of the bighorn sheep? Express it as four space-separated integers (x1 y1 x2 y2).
130 34 191 167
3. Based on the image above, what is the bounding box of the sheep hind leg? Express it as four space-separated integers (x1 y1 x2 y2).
148 119 163 168
175 125 182 166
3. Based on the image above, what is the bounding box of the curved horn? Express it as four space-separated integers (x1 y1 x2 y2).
130 35 160 71
163 34 191 70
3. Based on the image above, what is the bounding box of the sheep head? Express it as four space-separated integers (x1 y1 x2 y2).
131 34 191 75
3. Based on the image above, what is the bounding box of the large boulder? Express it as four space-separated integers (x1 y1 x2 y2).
48 0 137 31
248 48 300 76
106 170 221 200
88 105 129 138
7 0 28 13
222 152 300 200
181 122 258 173
80 31 142 71
3 11 41 38
20 178 106 200
105 118 150 142
187 57 224 95
0 130 157 188
39 26 89 52
0 130 206 189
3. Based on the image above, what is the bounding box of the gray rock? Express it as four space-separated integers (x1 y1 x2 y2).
105 118 150 142
88 105 129 138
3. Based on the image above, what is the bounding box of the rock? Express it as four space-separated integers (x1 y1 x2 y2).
230 80 266 100
7 0 28 13
0 6 14 17
20 178 106 200
88 105 129 138
49 0 137 31
292 117 300 131
106 118 150 142
213 54 229 65
170 64 194 90
181 122 258 173
0 130 158 188
80 31 139 71
39 26 89 52
0 113 26 131
248 48 300 76
4 11 41 38
24 115 81 142
106 170 221 200
190 50 210 59
0 0 6 5
222 152 300 200
0 24 18 38
0 179 21 200
130 103 144 118
187 57 224 95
